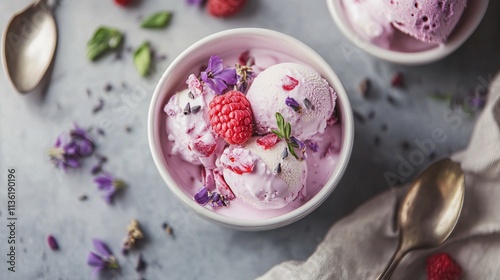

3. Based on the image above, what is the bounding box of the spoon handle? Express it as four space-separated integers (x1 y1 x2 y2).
376 247 406 280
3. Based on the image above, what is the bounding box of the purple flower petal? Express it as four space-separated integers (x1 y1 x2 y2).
55 136 62 147
187 0 205 5
87 252 105 267
217 68 237 85
66 157 81 168
194 187 210 205
94 174 113 187
206 77 229 95
307 142 319 153
206 55 223 74
285 97 302 113
290 136 306 151
92 239 113 258
103 189 115 204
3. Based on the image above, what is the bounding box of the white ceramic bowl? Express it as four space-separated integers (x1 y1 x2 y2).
148 28 354 231
327 0 489 65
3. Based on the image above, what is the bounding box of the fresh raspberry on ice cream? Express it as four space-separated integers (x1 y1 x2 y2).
208 90 253 145
426 253 462 280
207 0 246 18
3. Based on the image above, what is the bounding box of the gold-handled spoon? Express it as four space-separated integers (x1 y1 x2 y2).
2 0 57 93
377 158 465 280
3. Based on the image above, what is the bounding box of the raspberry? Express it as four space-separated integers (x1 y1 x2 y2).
114 0 132 7
207 0 246 18
256 134 281 150
426 253 462 280
209 90 253 145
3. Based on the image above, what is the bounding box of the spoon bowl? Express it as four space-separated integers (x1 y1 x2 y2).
377 158 465 280
2 0 57 93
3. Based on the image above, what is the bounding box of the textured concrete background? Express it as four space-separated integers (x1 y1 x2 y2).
0 0 499 279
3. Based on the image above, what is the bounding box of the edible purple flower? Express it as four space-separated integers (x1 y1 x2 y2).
69 124 95 156
186 0 205 6
194 187 210 205
49 137 81 170
201 55 237 95
94 173 126 204
49 124 95 171
194 186 228 207
290 136 306 152
307 141 319 153
285 97 303 114
87 239 119 276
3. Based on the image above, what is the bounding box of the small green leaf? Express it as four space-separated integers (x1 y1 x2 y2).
275 112 285 132
87 27 123 61
284 122 291 139
287 143 299 160
134 42 152 77
141 11 172 29
271 129 284 139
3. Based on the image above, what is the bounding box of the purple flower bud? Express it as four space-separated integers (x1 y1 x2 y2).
47 235 59 250
285 97 302 113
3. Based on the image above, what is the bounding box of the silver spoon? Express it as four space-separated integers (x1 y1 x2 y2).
2 0 57 94
377 158 465 280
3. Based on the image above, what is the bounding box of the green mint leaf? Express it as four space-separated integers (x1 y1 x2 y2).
141 11 172 29
275 112 285 133
87 27 123 61
287 143 299 160
271 129 284 139
284 122 291 139
134 42 152 77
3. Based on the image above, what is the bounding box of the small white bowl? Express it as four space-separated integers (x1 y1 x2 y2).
148 28 354 231
327 0 489 65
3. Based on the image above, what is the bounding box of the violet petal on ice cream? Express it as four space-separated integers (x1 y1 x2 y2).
307 141 319 153
201 55 237 94
285 97 303 114
194 187 210 205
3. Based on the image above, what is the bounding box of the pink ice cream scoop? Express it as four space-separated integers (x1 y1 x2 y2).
385 0 467 43
246 63 337 141
218 136 307 210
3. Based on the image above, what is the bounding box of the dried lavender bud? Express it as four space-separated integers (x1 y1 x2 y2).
136 254 147 272
97 128 105 136
92 98 105 114
274 163 282 174
104 83 113 92
387 95 397 105
78 194 88 201
86 88 92 97
401 141 410 150
191 105 201 114
303 98 315 110
188 91 195 99
358 78 371 97
381 123 388 132
165 225 173 236
391 72 404 88
47 235 59 250
353 111 366 124
183 103 191 115
125 126 133 133
91 164 102 175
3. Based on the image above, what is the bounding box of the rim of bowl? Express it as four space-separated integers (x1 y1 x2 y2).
148 28 354 230
326 0 489 65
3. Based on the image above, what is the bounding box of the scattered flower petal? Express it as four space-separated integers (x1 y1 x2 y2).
47 235 59 250
87 239 119 276
94 173 126 204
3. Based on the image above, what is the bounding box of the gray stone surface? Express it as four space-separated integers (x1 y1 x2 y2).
0 0 499 279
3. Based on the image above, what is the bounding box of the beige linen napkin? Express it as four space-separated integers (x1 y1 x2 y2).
258 72 500 280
